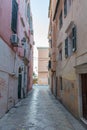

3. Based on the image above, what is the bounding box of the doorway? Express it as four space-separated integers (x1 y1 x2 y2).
55 77 58 98
18 67 22 99
53 72 56 97
51 75 53 94
81 74 87 120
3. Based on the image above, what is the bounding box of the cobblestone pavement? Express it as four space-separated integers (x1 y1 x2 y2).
0 85 86 130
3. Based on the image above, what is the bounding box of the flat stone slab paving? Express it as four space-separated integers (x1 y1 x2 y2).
0 85 86 130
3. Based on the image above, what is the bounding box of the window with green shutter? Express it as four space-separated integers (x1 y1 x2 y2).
27 3 31 25
72 26 77 52
64 0 67 17
65 37 68 58
59 11 63 30
60 77 63 90
11 0 18 33
27 3 33 33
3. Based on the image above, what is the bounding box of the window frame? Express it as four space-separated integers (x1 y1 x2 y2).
65 25 77 59
64 0 72 19
60 77 63 90
11 0 18 33
58 47 62 61
59 11 63 30
65 37 68 58
64 0 67 17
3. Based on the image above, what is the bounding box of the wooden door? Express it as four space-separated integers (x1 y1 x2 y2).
18 67 22 99
51 75 53 94
55 77 58 98
18 74 22 99
81 74 87 120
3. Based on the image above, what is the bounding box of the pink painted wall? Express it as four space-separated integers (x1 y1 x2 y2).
0 0 31 57
0 0 12 46
27 35 34 91
0 0 34 93
0 0 33 117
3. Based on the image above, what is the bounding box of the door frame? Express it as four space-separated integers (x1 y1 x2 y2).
55 77 58 98
18 67 22 99
77 74 83 118
78 73 87 120
81 74 87 120
51 74 53 94
75 63 87 119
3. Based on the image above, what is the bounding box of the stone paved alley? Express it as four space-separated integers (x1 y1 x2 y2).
0 86 86 130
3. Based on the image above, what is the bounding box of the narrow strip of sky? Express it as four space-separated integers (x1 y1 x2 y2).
31 0 49 47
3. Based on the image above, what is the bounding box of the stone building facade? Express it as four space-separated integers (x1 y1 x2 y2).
48 0 87 122
0 0 34 118
38 47 49 85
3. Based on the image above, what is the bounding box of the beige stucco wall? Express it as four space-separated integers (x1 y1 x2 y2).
49 0 87 118
38 72 48 85
38 48 49 85
56 0 87 117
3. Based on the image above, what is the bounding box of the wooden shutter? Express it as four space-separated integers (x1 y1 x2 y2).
27 4 30 24
64 0 67 17
65 37 68 58
60 77 63 90
59 11 63 29
11 0 18 33
72 26 77 52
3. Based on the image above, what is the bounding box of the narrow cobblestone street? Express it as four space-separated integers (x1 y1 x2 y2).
0 86 86 130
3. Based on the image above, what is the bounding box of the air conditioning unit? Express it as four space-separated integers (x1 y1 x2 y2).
10 34 19 47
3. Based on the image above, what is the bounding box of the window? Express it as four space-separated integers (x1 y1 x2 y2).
49 39 52 48
68 0 72 9
65 37 68 58
59 11 63 29
64 0 72 18
27 4 33 33
68 33 73 56
64 0 67 17
11 0 18 33
48 60 51 70
60 77 63 90
50 39 52 48
50 40 52 48
25 1 27 17
59 49 62 61
67 0 72 13
27 3 31 25
72 26 77 52
65 26 77 58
